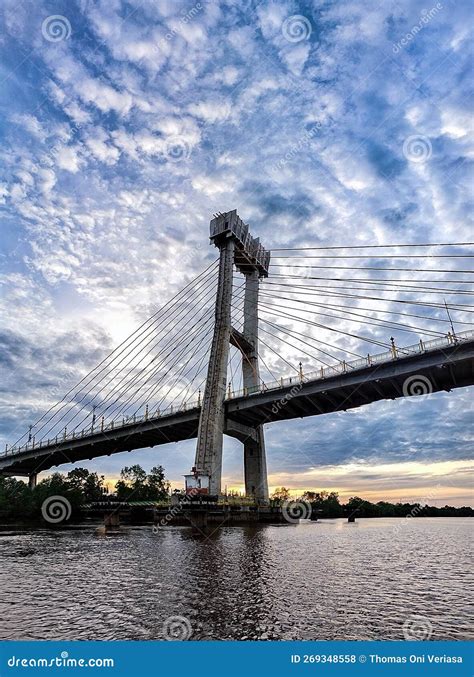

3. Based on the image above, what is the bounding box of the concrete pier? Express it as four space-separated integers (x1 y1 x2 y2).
193 211 270 499
194 237 235 496
154 503 286 527
104 512 120 528
242 269 268 502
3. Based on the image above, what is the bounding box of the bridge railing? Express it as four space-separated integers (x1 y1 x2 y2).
2 397 202 457
227 329 474 399
2 330 473 457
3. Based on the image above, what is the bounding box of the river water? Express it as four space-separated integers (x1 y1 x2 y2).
0 518 472 641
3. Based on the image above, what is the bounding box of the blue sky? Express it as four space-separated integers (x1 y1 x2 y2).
0 0 473 504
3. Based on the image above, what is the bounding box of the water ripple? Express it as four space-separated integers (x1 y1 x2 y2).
0 518 472 640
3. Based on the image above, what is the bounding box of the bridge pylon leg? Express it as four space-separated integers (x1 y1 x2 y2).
194 237 234 496
244 427 268 502
242 269 268 503
28 473 37 490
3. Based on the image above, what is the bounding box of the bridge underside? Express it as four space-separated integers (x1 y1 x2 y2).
1 341 472 477
0 409 201 476
227 342 474 427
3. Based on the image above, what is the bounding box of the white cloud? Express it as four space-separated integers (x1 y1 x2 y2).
191 174 228 196
85 129 121 165
188 99 232 123
48 53 134 116
10 114 47 142
54 145 84 173
36 168 57 196
279 42 311 75
0 0 472 496
257 3 289 40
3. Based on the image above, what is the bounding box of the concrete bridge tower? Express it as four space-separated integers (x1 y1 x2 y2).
191 211 270 501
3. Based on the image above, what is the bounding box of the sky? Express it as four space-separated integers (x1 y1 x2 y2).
0 0 473 505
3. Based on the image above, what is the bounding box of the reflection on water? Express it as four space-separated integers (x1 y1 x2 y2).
0 518 472 641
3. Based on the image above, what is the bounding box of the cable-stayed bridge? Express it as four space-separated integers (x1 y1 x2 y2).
1 211 473 500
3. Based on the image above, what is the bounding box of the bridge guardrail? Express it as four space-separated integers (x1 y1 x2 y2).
228 330 473 398
2 330 473 458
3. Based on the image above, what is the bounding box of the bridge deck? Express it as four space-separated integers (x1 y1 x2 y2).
1 332 473 476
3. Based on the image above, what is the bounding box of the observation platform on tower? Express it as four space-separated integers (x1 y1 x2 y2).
210 210 270 277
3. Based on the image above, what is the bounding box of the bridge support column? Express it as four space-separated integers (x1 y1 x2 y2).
242 269 268 503
28 473 37 490
194 237 234 496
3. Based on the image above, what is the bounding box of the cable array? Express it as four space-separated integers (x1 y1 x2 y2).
233 243 474 383
10 241 474 450
14 261 220 447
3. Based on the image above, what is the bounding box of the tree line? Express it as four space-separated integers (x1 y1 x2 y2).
0 465 169 521
0 472 471 522
270 488 474 518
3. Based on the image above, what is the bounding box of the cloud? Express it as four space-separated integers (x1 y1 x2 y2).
10 114 47 142
0 0 472 502
84 129 121 165
54 145 84 173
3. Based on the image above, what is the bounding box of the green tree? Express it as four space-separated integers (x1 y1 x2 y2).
115 464 170 501
33 473 82 520
67 468 105 503
271 487 291 502
147 466 170 500
303 490 343 517
0 476 34 519
115 465 147 500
